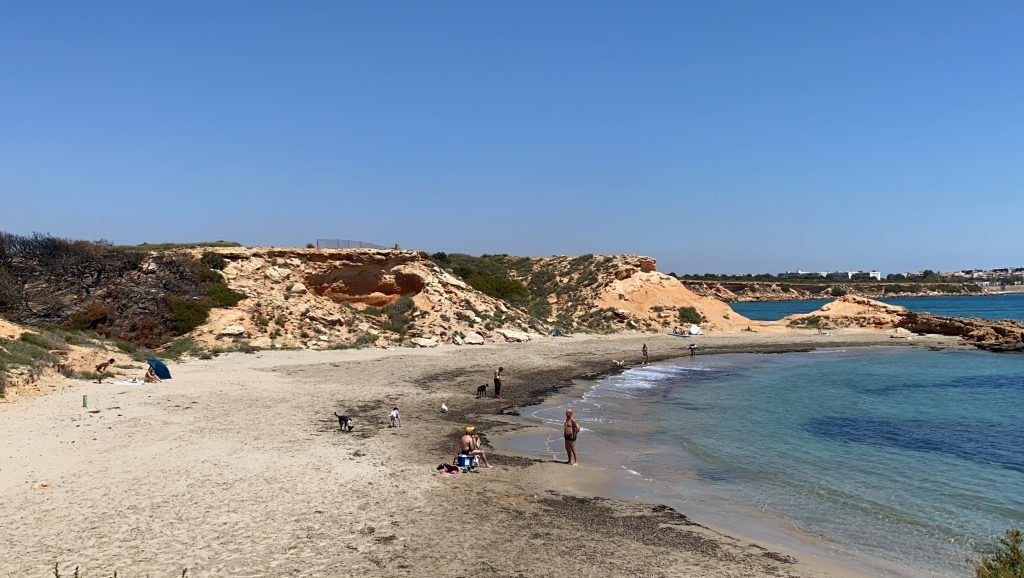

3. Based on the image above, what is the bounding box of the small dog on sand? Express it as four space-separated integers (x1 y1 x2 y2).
389 407 401 428
334 412 354 432
476 384 488 398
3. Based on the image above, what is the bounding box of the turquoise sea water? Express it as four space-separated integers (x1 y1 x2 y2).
520 348 1024 576
731 293 1024 321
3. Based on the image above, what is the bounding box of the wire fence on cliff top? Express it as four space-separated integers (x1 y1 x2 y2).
315 239 388 249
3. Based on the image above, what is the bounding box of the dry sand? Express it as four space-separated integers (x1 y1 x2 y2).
0 330 961 577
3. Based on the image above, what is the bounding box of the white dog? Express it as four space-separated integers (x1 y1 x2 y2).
389 407 400 428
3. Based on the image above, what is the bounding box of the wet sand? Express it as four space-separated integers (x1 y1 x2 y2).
0 330 959 577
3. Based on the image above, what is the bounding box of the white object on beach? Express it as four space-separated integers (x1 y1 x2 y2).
688 324 704 336
440 403 448 413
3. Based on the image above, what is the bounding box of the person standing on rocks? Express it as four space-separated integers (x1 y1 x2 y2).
641 343 649 364
493 366 504 399
564 409 581 465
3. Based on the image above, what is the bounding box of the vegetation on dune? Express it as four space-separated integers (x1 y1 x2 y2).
430 252 610 329
0 335 60 395
975 528 1024 578
382 294 416 334
830 287 848 297
788 315 826 329
0 232 249 348
677 306 703 325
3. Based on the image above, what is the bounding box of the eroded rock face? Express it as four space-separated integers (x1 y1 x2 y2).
898 312 1024 352
189 247 541 348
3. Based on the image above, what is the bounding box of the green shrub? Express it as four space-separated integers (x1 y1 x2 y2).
238 343 260 354
169 299 211 334
160 336 197 360
465 273 530 307
306 243 315 248
200 251 227 270
788 315 826 328
527 300 552 320
382 295 416 334
677 307 703 325
114 339 138 354
975 528 1024 578
829 287 848 297
206 282 246 307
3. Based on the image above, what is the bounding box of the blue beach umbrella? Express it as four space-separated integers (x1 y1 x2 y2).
146 358 172 380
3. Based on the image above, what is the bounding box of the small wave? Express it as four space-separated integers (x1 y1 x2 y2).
621 466 642 476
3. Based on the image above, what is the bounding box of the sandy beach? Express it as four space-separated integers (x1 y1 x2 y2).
0 330 960 577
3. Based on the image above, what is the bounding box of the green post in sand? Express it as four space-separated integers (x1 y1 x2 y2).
82 394 88 408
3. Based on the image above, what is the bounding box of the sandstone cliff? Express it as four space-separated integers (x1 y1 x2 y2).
187 248 540 349
438 254 750 332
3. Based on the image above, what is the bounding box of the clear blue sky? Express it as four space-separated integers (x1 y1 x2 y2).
2 1 1021 274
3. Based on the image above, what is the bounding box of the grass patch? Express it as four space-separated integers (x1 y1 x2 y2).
788 315 826 328
20 330 69 351
159 336 198 360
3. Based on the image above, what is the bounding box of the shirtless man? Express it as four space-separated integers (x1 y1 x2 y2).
459 426 492 468
641 343 649 364
95 358 115 384
493 366 504 399
563 409 581 465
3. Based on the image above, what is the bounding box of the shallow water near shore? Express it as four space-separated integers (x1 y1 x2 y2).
504 347 1024 576
732 292 1024 321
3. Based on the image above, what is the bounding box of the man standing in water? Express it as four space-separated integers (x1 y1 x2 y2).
641 343 649 364
493 366 504 399
689 343 697 357
564 409 581 465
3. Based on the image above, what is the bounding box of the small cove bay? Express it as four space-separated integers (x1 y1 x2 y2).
510 348 1024 576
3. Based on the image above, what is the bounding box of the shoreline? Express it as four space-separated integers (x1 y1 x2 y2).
489 349 949 578
0 330 962 577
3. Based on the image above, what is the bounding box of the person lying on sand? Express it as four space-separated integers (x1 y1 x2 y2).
458 426 492 468
144 366 162 383
95 358 115 383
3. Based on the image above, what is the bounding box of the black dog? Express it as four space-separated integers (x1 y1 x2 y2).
334 412 354 432
475 384 488 398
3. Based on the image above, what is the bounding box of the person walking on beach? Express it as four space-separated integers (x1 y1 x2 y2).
641 343 649 364
689 343 697 357
95 358 115 383
564 409 581 466
493 366 504 399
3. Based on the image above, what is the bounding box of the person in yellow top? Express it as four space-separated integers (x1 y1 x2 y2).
458 426 492 468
